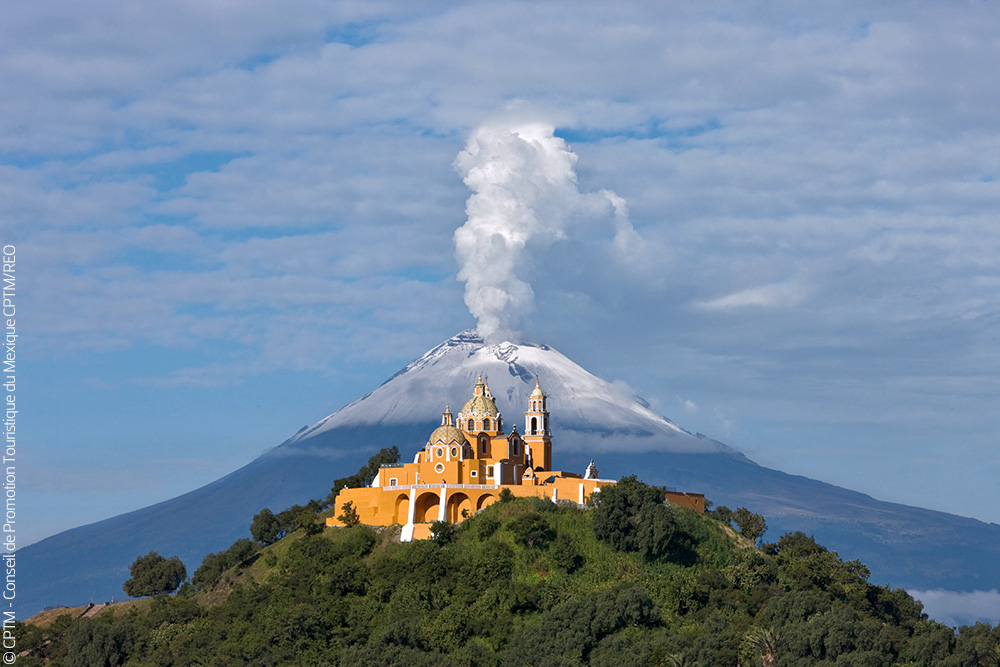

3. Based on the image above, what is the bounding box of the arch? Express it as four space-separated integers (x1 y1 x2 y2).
477 494 497 511
414 492 440 523
479 434 488 456
530 416 538 434
468 418 474 431
393 493 410 524
447 493 473 522
483 417 491 431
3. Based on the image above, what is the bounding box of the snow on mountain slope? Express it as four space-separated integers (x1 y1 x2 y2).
291 331 729 454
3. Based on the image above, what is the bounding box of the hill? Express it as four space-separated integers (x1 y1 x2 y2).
18 332 1000 617
17 480 1000 666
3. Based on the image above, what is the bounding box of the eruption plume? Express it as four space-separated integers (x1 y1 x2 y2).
454 121 624 342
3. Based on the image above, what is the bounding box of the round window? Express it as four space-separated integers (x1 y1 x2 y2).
436 447 444 459
451 447 458 457
435 462 445 474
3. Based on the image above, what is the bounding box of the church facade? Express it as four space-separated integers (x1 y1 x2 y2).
327 375 617 541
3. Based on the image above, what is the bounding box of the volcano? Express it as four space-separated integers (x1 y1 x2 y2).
20 331 1000 617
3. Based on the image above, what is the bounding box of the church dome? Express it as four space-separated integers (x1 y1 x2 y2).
429 424 469 447
458 374 501 422
460 393 500 420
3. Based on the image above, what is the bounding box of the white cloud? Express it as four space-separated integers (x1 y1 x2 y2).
909 589 1000 628
694 282 811 311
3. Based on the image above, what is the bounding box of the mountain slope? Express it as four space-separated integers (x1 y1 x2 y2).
19 331 1000 617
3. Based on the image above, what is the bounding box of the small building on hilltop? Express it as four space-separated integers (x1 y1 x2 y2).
327 375 618 540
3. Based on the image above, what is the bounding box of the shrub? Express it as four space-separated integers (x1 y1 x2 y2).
508 513 554 549
431 521 457 545
550 533 584 573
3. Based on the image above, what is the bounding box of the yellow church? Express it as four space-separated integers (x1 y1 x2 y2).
327 375 617 540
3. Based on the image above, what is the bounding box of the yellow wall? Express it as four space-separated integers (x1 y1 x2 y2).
326 475 614 530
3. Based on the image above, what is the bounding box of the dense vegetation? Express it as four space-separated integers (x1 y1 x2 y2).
17 476 1000 666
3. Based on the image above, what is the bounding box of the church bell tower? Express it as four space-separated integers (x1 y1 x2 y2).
523 380 552 471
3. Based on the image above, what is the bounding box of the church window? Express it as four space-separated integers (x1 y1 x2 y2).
512 438 520 456
487 466 494 478
483 418 490 430
436 447 444 459
389 477 398 487
470 470 478 477
530 417 537 434
480 435 488 455
451 446 458 458
468 418 474 431
435 463 445 474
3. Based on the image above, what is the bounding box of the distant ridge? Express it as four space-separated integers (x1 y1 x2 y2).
19 331 1000 617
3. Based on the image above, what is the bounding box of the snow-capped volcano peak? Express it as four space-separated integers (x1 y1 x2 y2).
291 331 730 455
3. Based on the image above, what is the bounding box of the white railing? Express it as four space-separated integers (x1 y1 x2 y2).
384 483 500 492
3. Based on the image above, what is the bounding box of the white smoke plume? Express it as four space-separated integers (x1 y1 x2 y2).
454 121 641 342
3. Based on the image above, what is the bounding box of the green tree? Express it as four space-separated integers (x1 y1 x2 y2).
64 617 135 667
297 508 324 535
501 586 659 665
250 507 282 545
123 552 186 598
712 505 734 524
733 507 768 543
191 551 226 591
338 500 361 527
277 504 308 536
592 475 687 562
225 536 257 565
192 538 259 591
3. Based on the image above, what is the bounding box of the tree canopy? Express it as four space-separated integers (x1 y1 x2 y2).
122 552 186 598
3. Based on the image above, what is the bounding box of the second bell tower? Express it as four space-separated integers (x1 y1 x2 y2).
523 380 552 471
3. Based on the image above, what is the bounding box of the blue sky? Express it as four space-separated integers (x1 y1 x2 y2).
4 1 1000 548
